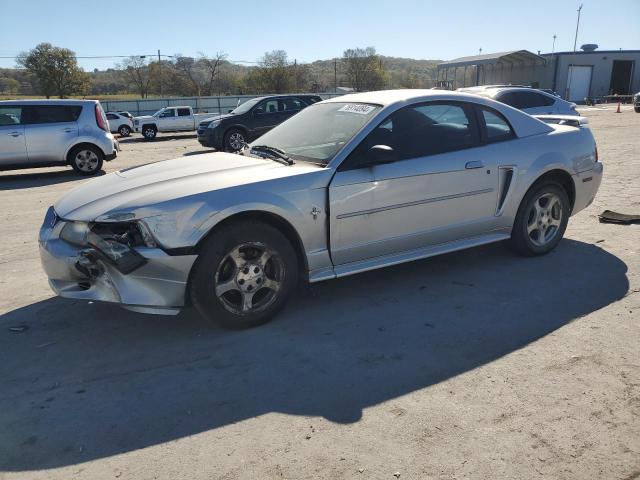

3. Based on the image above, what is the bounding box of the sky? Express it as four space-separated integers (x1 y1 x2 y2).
1 0 638 71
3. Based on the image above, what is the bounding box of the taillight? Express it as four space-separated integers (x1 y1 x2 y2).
95 104 108 131
595 146 599 162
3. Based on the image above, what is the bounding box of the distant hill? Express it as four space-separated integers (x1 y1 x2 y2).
1 55 443 98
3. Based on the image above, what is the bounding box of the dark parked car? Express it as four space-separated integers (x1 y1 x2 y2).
197 94 322 151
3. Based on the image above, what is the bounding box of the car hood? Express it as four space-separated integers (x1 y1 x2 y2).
199 113 233 126
55 152 327 221
134 115 155 122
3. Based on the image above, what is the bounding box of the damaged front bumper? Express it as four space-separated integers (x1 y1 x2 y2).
38 209 197 315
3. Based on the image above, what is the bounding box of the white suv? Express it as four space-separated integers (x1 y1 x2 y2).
0 99 118 175
458 86 578 116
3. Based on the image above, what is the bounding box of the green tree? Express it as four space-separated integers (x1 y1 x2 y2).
0 77 20 94
343 47 387 91
16 43 90 98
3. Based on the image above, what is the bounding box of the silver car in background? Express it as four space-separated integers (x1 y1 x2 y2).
458 86 579 116
39 90 602 329
0 99 118 175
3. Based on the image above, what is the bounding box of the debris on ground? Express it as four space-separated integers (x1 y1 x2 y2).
598 210 640 224
8 325 29 333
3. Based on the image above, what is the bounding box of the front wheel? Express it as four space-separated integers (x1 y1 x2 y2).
224 128 246 152
634 106 640 113
509 182 570 256
189 221 298 329
142 125 157 140
69 145 104 175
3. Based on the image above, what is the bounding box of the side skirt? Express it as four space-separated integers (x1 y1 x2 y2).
308 230 511 283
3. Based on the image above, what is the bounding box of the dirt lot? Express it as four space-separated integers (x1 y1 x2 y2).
0 105 638 480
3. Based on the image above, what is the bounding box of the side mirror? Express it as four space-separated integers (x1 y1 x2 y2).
363 145 397 166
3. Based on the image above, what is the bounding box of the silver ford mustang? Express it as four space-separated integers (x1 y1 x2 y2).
39 90 602 329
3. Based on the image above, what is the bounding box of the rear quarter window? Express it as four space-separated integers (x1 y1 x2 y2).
22 105 82 124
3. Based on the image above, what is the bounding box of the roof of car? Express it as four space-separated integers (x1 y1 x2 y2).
322 89 554 138
0 99 98 106
322 89 514 107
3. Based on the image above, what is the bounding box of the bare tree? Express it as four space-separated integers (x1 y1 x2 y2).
174 55 203 96
119 56 154 98
199 51 227 96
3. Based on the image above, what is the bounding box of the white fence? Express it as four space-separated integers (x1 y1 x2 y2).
100 93 344 116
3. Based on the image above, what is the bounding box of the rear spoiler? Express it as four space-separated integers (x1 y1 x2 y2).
533 114 589 128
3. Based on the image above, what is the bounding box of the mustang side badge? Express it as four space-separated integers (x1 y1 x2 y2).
311 206 321 220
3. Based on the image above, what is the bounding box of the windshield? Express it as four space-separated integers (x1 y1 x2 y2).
152 108 164 117
249 102 381 165
231 98 261 115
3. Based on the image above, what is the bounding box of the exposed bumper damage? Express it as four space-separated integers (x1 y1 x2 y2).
39 210 197 315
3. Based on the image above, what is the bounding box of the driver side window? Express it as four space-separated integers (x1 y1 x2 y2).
343 102 479 170
255 100 279 114
159 109 175 118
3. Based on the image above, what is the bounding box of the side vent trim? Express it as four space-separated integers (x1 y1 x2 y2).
496 166 516 216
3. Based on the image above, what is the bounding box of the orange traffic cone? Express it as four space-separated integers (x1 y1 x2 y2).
616 102 621 113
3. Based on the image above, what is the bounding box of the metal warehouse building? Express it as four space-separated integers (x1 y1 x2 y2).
437 47 640 102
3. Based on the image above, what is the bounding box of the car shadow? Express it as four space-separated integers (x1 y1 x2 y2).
0 169 104 190
0 239 629 472
118 133 196 144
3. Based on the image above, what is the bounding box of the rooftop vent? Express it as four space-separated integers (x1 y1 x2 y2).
581 44 598 52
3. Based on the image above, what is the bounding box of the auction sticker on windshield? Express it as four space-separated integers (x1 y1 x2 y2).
338 104 376 115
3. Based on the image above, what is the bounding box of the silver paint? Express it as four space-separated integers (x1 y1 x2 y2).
40 90 603 313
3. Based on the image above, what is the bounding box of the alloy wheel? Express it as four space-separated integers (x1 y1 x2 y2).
229 132 245 151
214 242 284 315
526 192 563 247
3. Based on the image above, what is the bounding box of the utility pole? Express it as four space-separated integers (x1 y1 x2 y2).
479 47 482 55
552 34 557 54
158 49 162 97
334 58 337 93
566 4 583 100
573 4 583 53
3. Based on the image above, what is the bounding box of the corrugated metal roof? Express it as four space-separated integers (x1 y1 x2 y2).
438 50 546 69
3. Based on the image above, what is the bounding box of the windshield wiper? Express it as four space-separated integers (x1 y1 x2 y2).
250 145 294 165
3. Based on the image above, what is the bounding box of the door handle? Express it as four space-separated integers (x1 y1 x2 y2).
465 161 484 169
8 132 21 137
63 128 74 133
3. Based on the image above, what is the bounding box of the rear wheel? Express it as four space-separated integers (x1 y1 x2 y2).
189 221 298 329
634 106 640 113
509 181 570 256
142 125 157 140
118 124 131 137
224 128 246 152
69 145 104 175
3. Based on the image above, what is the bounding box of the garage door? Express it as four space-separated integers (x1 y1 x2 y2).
566 66 592 101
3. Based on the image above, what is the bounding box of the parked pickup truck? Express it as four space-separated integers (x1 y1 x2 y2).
133 106 214 140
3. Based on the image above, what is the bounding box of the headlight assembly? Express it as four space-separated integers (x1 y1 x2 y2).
207 119 221 129
60 220 158 274
60 221 89 246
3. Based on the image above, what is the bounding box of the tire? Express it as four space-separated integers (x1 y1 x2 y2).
142 125 157 140
189 221 299 329
68 145 104 176
224 128 246 152
508 181 570 256
118 124 131 137
634 106 640 113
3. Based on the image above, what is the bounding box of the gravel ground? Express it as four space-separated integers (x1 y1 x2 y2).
0 105 638 480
